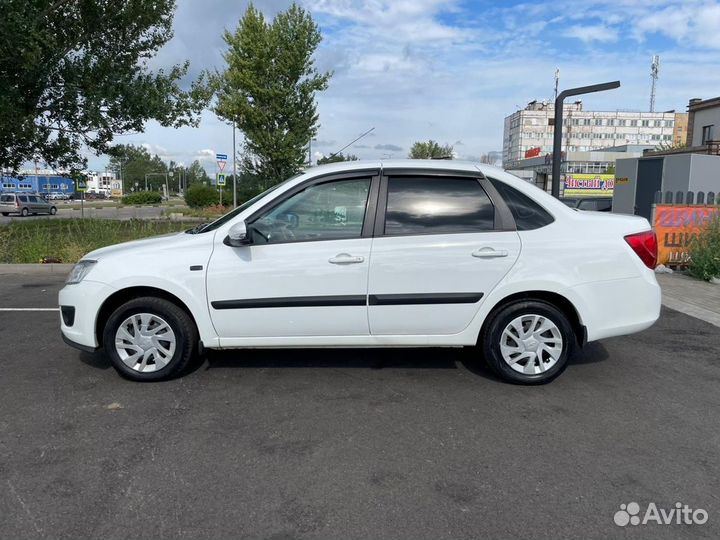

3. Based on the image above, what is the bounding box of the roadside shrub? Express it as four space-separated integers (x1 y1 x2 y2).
122 191 162 205
689 214 720 281
185 184 220 208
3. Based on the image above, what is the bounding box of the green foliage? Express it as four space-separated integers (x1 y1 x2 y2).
0 0 211 172
408 140 454 159
689 214 720 281
109 144 168 191
121 191 163 205
317 153 359 165
214 3 332 185
185 184 220 208
0 219 188 264
185 160 211 186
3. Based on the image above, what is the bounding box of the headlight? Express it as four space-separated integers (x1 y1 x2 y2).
66 260 97 284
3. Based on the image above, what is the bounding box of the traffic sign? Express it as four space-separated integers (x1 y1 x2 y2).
216 173 227 186
217 161 226 171
76 181 87 192
216 153 227 160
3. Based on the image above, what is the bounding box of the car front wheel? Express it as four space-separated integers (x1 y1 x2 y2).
21 208 28 217
481 300 574 385
50 206 57 215
103 297 198 381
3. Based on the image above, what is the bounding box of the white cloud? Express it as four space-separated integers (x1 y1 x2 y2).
563 24 619 43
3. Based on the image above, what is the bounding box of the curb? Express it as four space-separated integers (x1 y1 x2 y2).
0 263 74 275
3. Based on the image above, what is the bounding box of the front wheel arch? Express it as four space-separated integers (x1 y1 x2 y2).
96 286 200 350
479 290 585 348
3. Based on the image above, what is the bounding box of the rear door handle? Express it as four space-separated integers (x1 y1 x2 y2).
329 253 365 265
472 247 509 258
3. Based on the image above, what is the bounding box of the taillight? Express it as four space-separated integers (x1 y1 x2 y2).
624 230 657 269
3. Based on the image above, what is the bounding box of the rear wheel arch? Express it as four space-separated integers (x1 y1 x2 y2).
480 290 585 347
95 286 199 348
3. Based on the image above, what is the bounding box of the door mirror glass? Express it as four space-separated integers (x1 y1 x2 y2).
225 221 251 247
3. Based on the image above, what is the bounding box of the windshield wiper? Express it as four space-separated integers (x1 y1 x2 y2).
185 222 210 234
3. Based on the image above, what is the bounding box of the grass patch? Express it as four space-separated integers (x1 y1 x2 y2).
0 219 190 264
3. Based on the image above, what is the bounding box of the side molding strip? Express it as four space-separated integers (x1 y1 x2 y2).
212 295 367 310
369 293 483 305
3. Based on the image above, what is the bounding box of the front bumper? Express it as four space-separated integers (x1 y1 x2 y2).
58 280 116 349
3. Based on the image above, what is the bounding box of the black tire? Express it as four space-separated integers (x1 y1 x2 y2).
50 206 57 215
103 297 197 381
21 207 28 217
480 300 574 385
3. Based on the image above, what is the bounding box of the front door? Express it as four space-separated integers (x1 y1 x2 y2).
368 174 521 335
207 174 378 339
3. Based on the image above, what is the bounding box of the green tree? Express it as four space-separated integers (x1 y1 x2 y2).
317 153 359 165
408 140 454 159
185 160 211 186
108 144 167 192
0 0 211 173
214 3 332 185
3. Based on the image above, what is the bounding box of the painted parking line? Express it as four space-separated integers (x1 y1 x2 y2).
0 308 59 311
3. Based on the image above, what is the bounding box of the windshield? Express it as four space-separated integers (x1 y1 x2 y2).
560 199 578 207
187 174 301 234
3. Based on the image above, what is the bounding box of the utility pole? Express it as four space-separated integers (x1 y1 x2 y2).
554 68 560 100
551 81 621 198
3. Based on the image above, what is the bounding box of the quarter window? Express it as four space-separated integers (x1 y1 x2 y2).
488 178 554 231
384 176 494 235
251 178 371 244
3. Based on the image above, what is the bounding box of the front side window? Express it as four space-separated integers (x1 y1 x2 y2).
384 176 494 236
251 178 371 244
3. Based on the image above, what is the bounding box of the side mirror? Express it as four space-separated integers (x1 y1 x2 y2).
224 221 252 247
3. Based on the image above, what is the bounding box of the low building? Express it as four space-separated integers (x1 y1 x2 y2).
687 96 720 147
506 144 652 197
87 171 122 197
0 173 75 195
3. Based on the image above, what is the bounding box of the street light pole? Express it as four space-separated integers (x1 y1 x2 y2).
232 120 237 209
551 81 620 198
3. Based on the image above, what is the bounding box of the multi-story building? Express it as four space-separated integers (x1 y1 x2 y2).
503 100 683 169
87 170 122 196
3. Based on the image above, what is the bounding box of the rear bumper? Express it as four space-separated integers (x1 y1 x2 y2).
574 273 661 342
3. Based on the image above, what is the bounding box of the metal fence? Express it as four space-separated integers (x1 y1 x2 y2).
654 190 719 206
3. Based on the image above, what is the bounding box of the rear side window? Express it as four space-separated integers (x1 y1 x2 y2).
18 195 28 203
488 178 554 231
384 176 494 235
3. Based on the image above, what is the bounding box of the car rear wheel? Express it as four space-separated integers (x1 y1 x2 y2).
50 207 57 215
21 208 28 217
103 297 197 381
481 300 574 385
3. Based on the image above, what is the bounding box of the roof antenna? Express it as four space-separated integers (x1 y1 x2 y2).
328 127 375 159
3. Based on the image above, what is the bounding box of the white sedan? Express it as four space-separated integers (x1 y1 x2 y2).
59 160 660 384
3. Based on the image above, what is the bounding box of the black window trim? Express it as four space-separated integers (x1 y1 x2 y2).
372 168 516 239
243 169 382 246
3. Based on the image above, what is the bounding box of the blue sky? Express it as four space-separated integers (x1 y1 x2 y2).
86 0 720 171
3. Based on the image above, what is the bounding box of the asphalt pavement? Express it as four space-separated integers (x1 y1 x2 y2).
1 273 719 539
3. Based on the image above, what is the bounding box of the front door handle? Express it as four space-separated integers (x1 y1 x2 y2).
329 253 365 265
472 247 509 258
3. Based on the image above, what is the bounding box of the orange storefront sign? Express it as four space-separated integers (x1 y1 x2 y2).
654 205 719 265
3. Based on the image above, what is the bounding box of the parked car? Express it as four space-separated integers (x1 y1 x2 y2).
59 160 660 384
561 197 612 212
47 192 69 200
0 193 58 216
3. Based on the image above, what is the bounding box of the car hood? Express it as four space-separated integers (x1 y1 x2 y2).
83 231 192 260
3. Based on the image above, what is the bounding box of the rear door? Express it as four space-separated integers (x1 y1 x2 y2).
367 172 521 336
